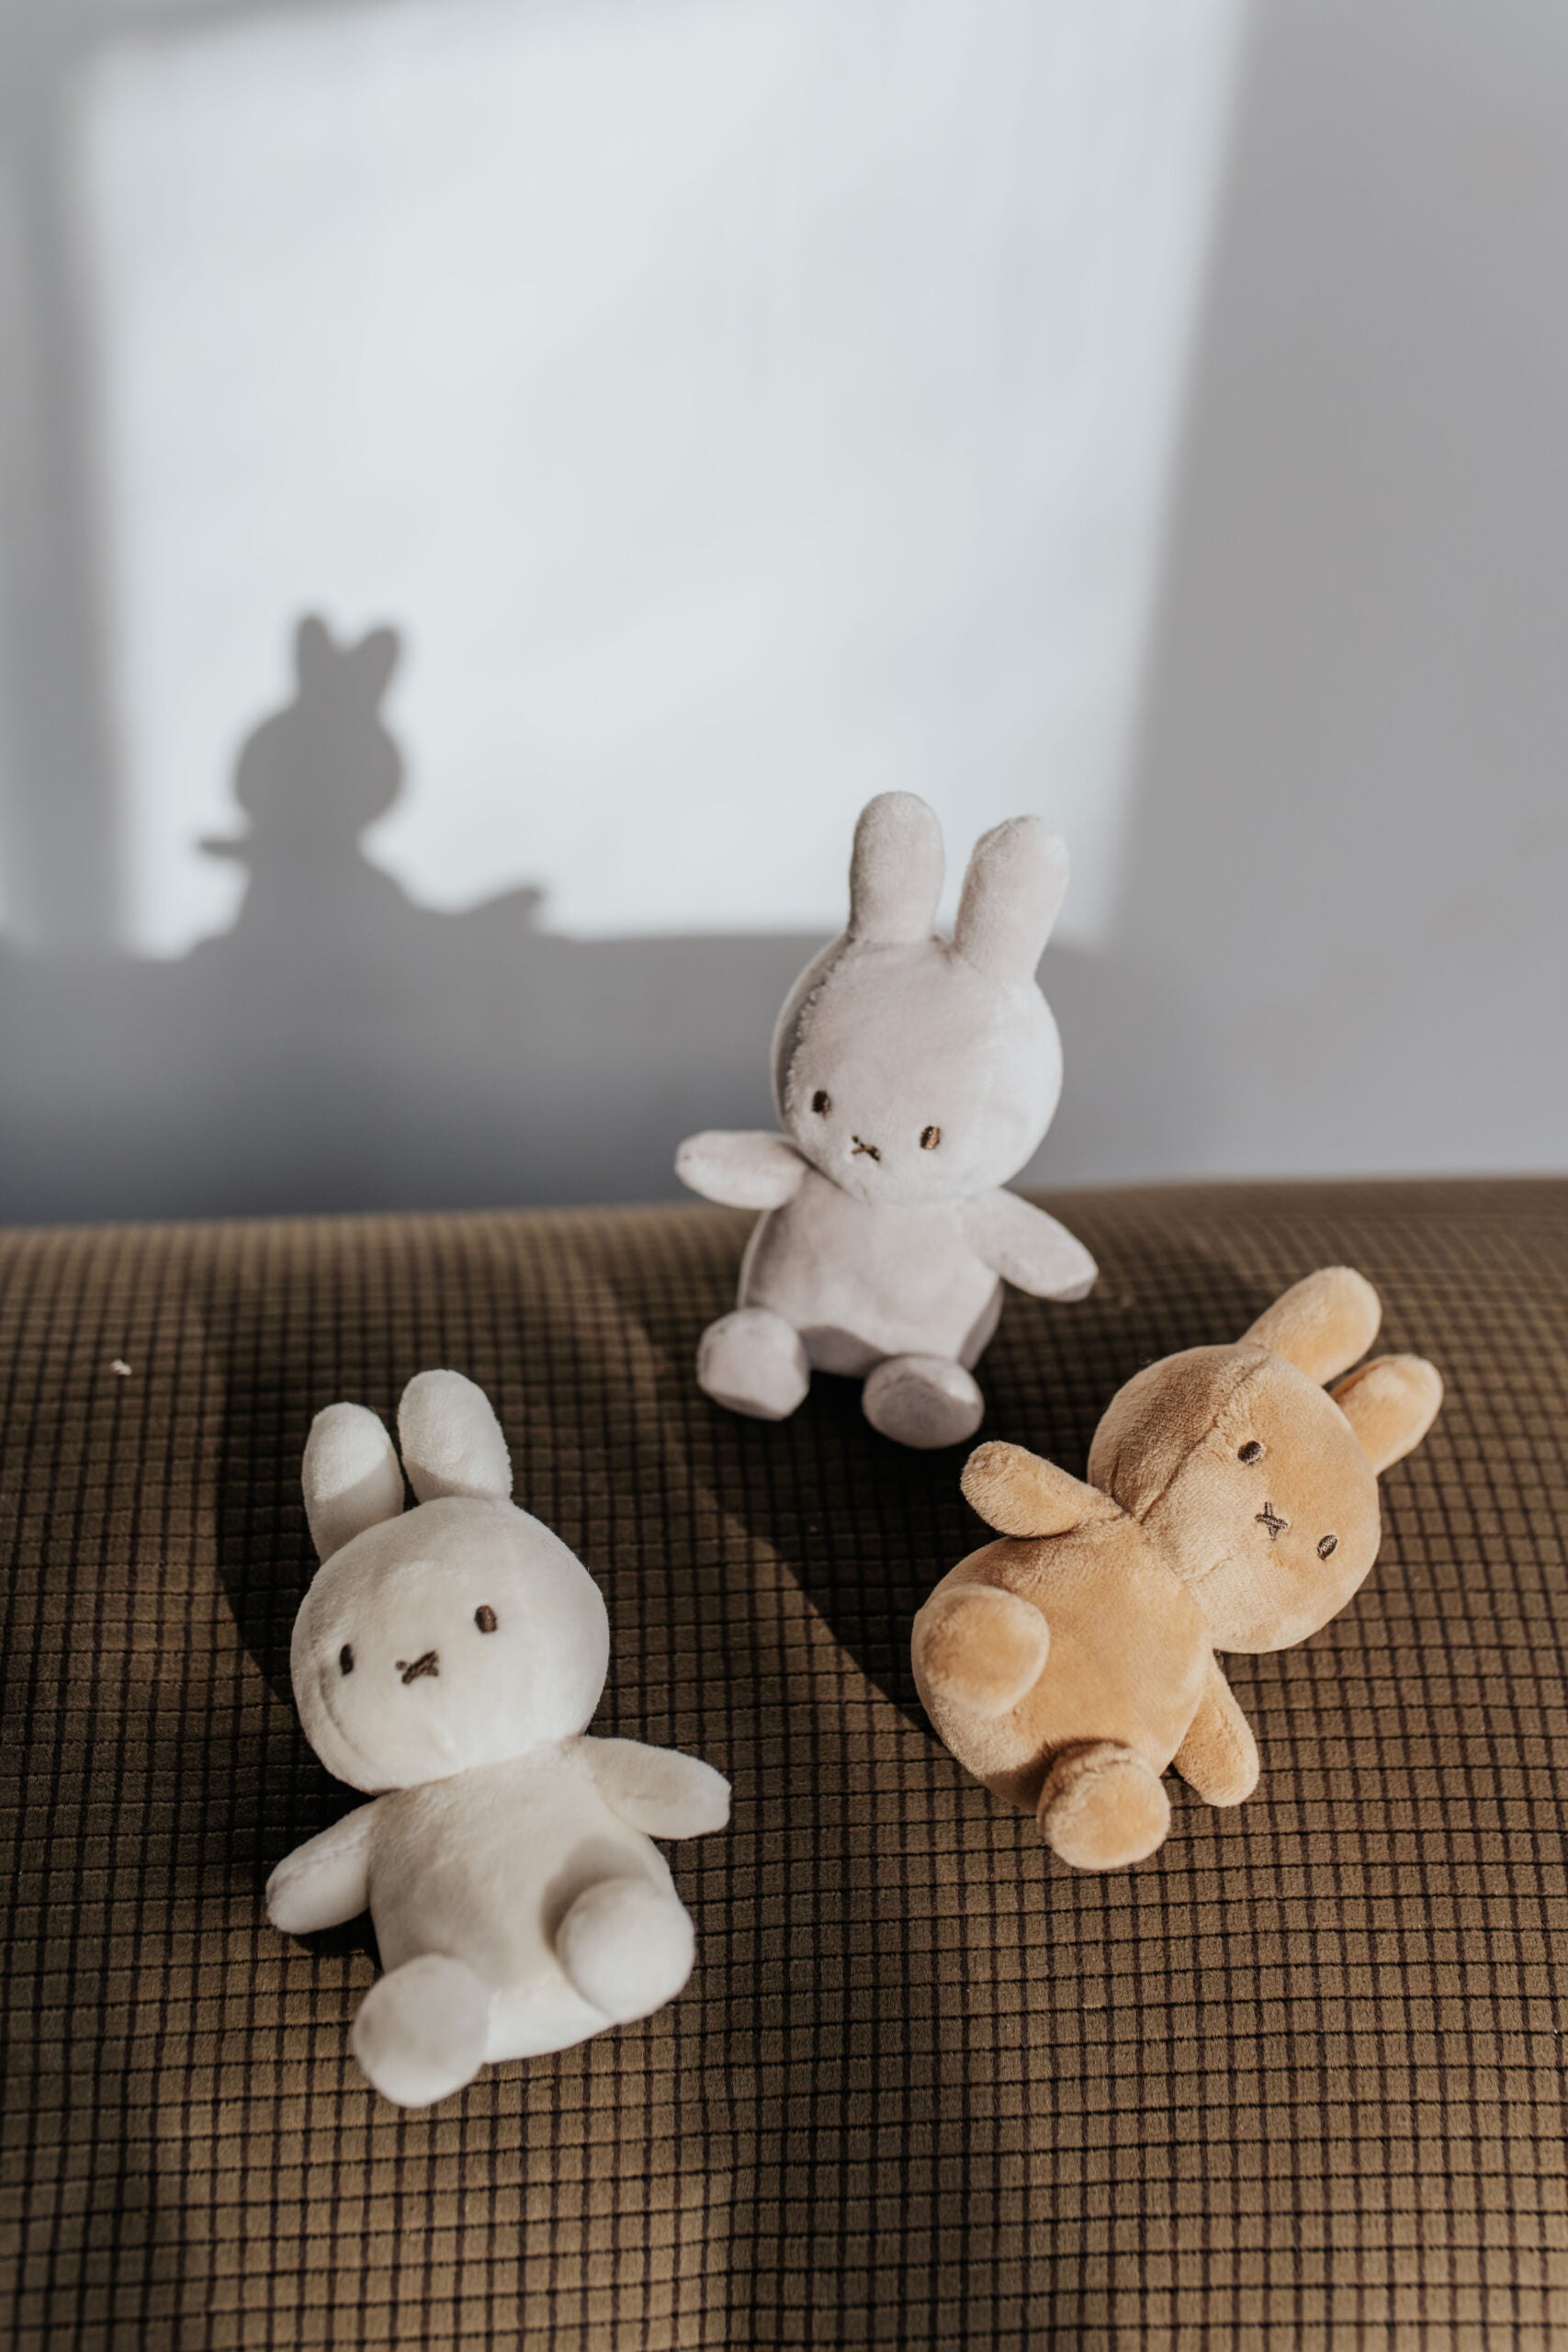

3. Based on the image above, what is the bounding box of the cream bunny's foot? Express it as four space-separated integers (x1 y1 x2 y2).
352 1953 491 2108
1038 1742 1171 1871
696 1308 809 1422
863 1355 984 1450
558 1878 696 2022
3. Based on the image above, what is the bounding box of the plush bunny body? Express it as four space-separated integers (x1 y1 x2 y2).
912 1270 1443 1870
267 1374 728 2107
737 1175 1005 1376
331 1745 690 2065
678 793 1096 1449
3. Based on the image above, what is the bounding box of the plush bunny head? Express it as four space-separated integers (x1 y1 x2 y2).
289 1371 609 1793
771 793 1068 1207
1088 1269 1443 1652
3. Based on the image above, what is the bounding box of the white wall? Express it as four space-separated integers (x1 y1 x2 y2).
65 0 1241 957
0 0 1563 1222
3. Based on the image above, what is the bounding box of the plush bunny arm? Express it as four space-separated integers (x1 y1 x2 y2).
585 1739 731 1838
963 1191 1098 1301
962 1440 1115 1538
266 1803 378 1935
1173 1662 1260 1809
675 1131 807 1210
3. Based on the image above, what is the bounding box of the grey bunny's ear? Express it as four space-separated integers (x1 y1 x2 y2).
294 614 337 690
953 817 1069 982
398 1370 513 1505
349 626 399 704
302 1402 404 1562
847 793 944 944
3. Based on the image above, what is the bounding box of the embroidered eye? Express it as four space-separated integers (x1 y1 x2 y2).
1317 1534 1338 1561
812 1090 830 1115
339 1644 355 1676
920 1125 941 1150
475 1605 498 1634
1238 1441 1264 1463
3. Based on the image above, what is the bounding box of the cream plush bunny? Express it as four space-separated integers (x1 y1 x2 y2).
677 792 1096 1448
266 1371 729 2108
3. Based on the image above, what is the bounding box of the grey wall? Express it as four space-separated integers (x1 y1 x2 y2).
1 0 1564 1224
1044 0 1568 1189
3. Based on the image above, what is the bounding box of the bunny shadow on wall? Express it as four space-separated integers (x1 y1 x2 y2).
197 617 453 956
0 609 1185 1225
0 613 828 1220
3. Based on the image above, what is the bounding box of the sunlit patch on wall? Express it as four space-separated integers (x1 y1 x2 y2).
68 0 1247 958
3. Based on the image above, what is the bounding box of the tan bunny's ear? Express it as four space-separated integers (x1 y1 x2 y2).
962 1441 1115 1539
847 792 944 944
1242 1267 1382 1385
1332 1355 1443 1475
303 1402 404 1562
398 1370 513 1504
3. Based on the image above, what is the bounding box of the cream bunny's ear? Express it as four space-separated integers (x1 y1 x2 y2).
303 1402 404 1562
953 817 1069 982
846 792 944 944
1242 1267 1382 1385
397 1370 513 1505
1332 1355 1443 1475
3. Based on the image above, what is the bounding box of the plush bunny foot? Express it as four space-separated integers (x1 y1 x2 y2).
352 1953 491 2108
558 1878 697 2022
696 1308 809 1422
1039 1743 1170 1871
863 1355 985 1450
913 1584 1050 1715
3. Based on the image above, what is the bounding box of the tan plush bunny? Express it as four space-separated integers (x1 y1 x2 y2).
912 1269 1443 1870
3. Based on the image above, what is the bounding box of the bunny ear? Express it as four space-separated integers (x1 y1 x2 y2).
303 1402 404 1562
293 615 336 689
349 626 400 704
847 793 944 944
397 1370 513 1506
1242 1267 1382 1385
953 818 1069 982
1332 1355 1443 1475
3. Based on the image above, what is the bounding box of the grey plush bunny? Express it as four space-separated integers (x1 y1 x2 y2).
677 792 1095 1449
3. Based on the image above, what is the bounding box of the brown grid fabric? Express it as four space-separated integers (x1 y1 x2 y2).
2 1180 1566 2351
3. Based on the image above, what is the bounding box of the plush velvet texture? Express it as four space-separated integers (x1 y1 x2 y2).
676 792 1095 1449
269 1371 729 2107
912 1268 1443 1870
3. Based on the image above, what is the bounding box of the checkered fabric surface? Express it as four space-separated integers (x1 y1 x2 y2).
3 1181 1566 2350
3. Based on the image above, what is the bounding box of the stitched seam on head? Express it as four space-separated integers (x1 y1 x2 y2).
1126 1351 1271 1527
314 1672 395 1790
776 937 855 1123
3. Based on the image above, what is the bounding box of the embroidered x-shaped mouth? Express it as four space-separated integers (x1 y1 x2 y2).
850 1136 881 1161
397 1650 440 1684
